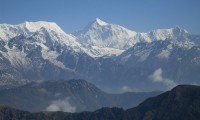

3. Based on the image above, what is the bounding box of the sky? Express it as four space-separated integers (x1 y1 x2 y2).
0 0 200 34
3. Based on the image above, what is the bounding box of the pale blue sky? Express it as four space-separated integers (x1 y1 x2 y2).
0 0 200 34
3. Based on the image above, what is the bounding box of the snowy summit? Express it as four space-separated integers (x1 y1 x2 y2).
94 18 108 26
0 19 190 57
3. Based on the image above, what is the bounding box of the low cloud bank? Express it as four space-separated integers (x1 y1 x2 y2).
46 97 76 112
121 86 139 93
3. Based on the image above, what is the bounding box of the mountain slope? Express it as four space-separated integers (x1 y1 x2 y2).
0 85 199 120
0 79 160 112
113 39 200 91
125 85 200 120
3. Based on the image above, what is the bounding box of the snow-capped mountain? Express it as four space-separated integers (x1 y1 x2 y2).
73 18 136 57
0 19 193 58
0 19 200 92
74 18 190 57
138 26 189 42
74 18 137 49
0 21 92 88
0 21 95 71
0 21 86 52
0 21 65 40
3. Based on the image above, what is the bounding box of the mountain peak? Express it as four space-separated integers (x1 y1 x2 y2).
0 21 63 41
22 21 65 33
173 26 188 34
93 18 108 26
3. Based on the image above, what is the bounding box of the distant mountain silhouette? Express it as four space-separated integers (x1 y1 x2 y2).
0 85 199 120
0 79 160 112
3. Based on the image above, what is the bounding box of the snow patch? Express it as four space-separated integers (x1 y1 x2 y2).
86 46 124 57
139 52 150 61
41 49 66 69
1 46 31 69
157 49 171 59
120 54 131 63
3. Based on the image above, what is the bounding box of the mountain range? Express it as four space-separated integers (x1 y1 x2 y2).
0 85 199 120
0 18 200 92
0 79 160 112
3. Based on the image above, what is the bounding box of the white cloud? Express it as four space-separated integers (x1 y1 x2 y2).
121 86 139 93
149 68 177 89
45 97 76 112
